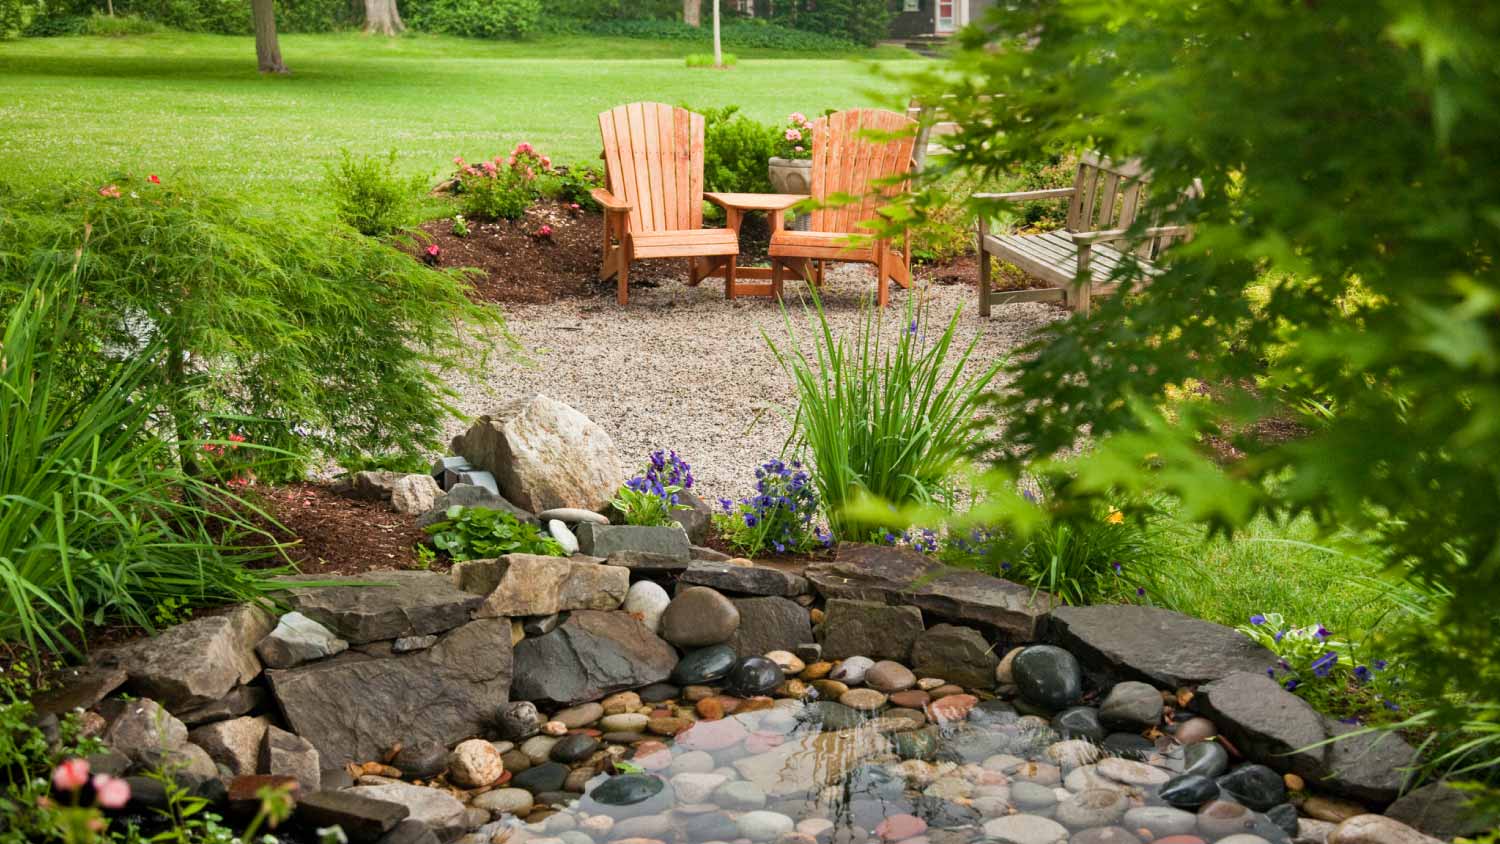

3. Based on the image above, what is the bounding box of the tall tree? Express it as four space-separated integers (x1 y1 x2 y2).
364 0 405 35
684 0 700 27
251 0 288 74
711 0 721 66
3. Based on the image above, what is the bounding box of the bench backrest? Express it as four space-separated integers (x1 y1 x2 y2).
1068 152 1189 258
599 102 705 234
808 108 917 235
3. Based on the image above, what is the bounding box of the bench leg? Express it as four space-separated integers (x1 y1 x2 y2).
1072 243 1094 316
617 258 630 305
771 258 783 300
726 256 738 300
978 243 991 318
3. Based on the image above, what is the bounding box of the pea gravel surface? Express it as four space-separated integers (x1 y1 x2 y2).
449 265 1064 502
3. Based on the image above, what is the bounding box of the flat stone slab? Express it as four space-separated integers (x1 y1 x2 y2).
511 610 677 707
602 550 695 576
576 523 691 561
273 570 483 644
98 604 272 713
31 665 127 719
680 561 811 597
452 554 628 617
807 544 1053 639
266 617 512 767
725 596 815 659
296 790 410 841
1048 604 1277 687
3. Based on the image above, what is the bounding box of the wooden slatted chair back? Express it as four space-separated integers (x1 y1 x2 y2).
807 109 917 235
1065 152 1188 260
598 102 705 234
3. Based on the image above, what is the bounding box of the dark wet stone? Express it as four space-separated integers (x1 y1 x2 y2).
1011 645 1084 709
1217 763 1287 811
682 810 739 839
523 613 564 637
966 699 1021 727
911 795 980 828
1158 773 1220 809
512 762 570 794
1266 802 1299 837
671 644 737 685
497 701 542 742
392 739 447 779
601 731 644 744
1183 740 1230 778
1101 732 1154 760
550 733 601 764
892 728 944 761
589 772 665 806
726 656 783 697
1051 706 1106 742
846 764 906 799
637 683 679 703
798 701 866 731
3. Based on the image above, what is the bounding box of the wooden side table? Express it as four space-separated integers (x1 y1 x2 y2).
694 192 812 299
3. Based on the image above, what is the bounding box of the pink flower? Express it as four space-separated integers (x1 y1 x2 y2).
789 112 807 124
98 185 121 199
785 128 802 142
92 774 130 809
482 161 497 175
795 145 804 153
426 244 441 256
537 225 553 237
148 174 160 184
507 155 517 167
569 203 581 211
53 759 90 792
453 156 465 166
515 142 533 155
541 156 551 170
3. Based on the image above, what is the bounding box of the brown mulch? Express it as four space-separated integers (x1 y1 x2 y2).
250 482 432 576
918 252 1053 293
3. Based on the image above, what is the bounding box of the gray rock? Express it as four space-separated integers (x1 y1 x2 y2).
1320 718 1418 804
979 814 1069 844
690 545 732 562
1055 788 1128 829
523 614 562 636
1327 814 1444 844
350 470 403 500
347 781 467 838
416 483 533 528
432 455 471 488
1048 604 1277 688
295 789 410 840
390 474 442 516
28 665 127 719
375 819 440 844
274 570 483 644
548 520 580 554
622 580 671 634
99 605 273 712
1197 671 1330 782
453 554 627 617
497 701 543 741
1099 680 1164 730
161 742 218 784
679 562 811 597
725 596 815 659
538 507 610 525
510 610 677 706
472 787 535 816
1124 806 1197 837
255 611 348 669
392 635 439 653
910 623 999 688
174 685 266 726
659 586 740 647
266 617 512 767
816 599 924 661
188 715 269 776
577 523 691 561
262 725 321 790
458 469 500 496
670 488 713 545
806 543 1053 639
1385 781 1488 840
451 395 624 513
600 550 694 576
103 698 187 767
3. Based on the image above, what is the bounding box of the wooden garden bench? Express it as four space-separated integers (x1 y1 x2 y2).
976 153 1192 315
593 102 739 305
768 108 918 307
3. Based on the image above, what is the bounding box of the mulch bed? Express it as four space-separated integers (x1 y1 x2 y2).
250 482 432 576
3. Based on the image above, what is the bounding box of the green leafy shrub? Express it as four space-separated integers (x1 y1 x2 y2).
1237 612 1409 721
116 0 249 33
699 105 776 194
685 52 737 68
425 506 564 561
405 0 541 39
277 0 362 32
0 176 506 478
585 18 858 51
82 10 160 34
551 0 677 20
775 0 890 47
713 458 830 556
767 294 1002 540
326 149 425 237
539 162 604 211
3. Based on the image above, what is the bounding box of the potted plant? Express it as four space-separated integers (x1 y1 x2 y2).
768 112 814 195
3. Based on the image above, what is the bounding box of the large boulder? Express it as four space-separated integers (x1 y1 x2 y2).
816 599 924 662
189 715 270 776
266 618 512 767
452 554 628 617
103 698 188 768
510 610 677 706
1048 604 1277 688
274 571 482 645
910 624 999 689
725 597 815 659
345 781 467 839
451 395 624 513
99 605 273 712
806 544 1052 639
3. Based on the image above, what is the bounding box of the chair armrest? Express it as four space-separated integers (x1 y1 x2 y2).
973 188 1075 202
591 188 632 213
1068 225 1191 246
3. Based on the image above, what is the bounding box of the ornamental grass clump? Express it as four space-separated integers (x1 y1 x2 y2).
714 458 830 557
766 293 1002 540
612 450 694 528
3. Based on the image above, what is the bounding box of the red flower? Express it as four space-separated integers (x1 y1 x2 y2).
426 244 441 256
148 174 161 184
536 225 553 238
98 185 121 199
52 758 90 792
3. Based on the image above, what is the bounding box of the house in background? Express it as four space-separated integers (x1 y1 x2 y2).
887 0 992 39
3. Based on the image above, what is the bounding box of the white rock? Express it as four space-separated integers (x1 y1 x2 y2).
623 580 671 634
348 781 467 830
449 738 506 788
538 508 610 525
831 656 874 685
980 814 1069 844
736 810 795 841
671 772 728 803
391 473 442 515
548 520 580 554
255 611 347 669
472 787 534 816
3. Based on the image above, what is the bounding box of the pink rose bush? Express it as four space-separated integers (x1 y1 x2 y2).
453 141 555 221
775 112 816 160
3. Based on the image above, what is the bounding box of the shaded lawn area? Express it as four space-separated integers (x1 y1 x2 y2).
0 32 918 214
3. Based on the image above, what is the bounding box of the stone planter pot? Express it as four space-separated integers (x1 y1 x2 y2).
768 157 813 231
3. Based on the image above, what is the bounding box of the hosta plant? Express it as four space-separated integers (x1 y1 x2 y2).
424 506 563 561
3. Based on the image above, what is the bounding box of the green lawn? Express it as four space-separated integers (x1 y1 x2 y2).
0 31 919 213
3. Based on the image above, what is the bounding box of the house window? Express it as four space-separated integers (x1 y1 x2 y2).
902 0 920 11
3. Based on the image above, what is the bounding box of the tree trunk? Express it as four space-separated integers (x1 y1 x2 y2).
363 0 406 36
684 0 699 27
252 0 289 74
712 0 722 66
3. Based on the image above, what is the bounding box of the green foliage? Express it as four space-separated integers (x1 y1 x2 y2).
82 10 160 35
990 500 1172 608
550 0 677 21
1 665 109 844
0 269 283 655
685 52 736 68
454 146 552 220
774 0 890 47
0 0 28 39
404 0 541 39
538 162 604 211
424 506 564 561
904 0 1500 802
116 0 248 34
1238 611 1409 721
698 105 776 194
325 149 425 237
0 176 506 479
766 293 1001 540
584 18 858 51
611 484 686 527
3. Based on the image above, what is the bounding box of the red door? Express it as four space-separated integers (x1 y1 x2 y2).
936 0 957 33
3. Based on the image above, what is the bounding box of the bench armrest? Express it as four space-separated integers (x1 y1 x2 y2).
591 188 632 213
973 188 1075 203
1069 225 1191 246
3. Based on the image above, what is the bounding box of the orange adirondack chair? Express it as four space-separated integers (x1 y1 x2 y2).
769 109 917 307
593 103 739 305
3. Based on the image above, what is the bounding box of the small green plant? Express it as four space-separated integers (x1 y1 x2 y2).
451 214 470 237
612 451 693 527
413 544 437 570
1238 612 1407 720
540 162 604 211
151 597 195 629
697 105 777 194
325 149 424 237
424 506 564 561
714 458 831 556
988 499 1172 607
685 52 737 68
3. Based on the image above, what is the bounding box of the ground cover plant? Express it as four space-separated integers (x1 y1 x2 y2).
714 458 829 557
424 505 564 561
613 451 695 528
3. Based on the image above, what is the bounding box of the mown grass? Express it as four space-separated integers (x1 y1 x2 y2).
0 32 916 215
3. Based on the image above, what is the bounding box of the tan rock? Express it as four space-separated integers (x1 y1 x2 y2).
1302 794 1369 823
451 395 624 513
455 555 629 618
601 691 641 715
1330 814 1443 844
